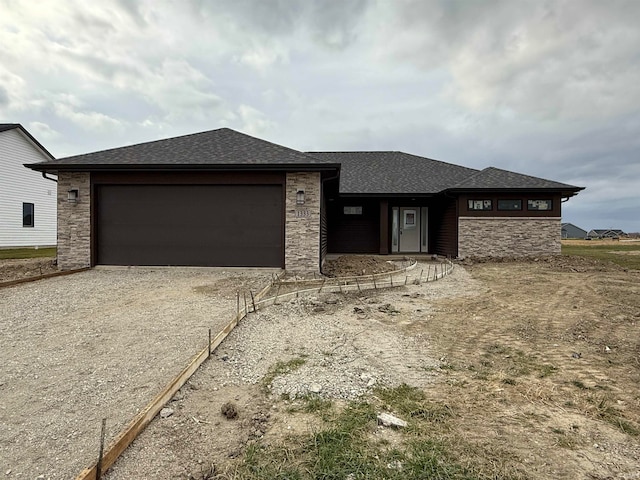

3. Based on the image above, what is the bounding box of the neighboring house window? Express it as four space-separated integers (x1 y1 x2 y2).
498 199 522 211
23 202 34 227
343 206 363 215
527 199 553 211
468 199 493 211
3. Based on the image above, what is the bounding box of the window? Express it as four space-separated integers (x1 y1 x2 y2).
467 199 493 211
343 206 363 215
498 199 522 211
527 199 553 211
23 203 34 227
403 209 416 228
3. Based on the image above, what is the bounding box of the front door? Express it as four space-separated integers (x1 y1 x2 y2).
400 207 420 252
392 206 428 253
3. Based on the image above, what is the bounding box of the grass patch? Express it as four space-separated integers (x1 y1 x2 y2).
0 247 56 259
562 241 640 270
588 394 640 437
232 385 509 479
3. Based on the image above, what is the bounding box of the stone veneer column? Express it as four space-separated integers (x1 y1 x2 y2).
458 217 561 258
285 172 321 272
57 172 91 270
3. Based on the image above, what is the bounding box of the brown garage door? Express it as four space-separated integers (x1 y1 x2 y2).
96 184 283 267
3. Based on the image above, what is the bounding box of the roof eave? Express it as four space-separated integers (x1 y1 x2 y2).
25 162 341 174
445 186 585 196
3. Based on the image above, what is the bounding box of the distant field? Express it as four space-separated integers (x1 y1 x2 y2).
562 239 640 269
0 247 57 260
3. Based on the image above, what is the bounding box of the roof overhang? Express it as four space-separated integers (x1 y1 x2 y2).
24 162 341 174
445 186 585 198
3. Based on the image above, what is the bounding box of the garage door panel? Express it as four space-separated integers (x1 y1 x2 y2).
97 185 283 267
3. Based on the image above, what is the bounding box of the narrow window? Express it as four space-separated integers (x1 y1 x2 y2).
527 199 553 211
467 199 493 211
23 203 34 227
343 206 363 215
498 199 522 211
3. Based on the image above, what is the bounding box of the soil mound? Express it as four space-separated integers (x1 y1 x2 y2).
323 255 397 277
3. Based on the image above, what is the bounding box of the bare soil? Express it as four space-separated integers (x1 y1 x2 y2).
322 255 398 277
105 256 640 479
0 257 58 283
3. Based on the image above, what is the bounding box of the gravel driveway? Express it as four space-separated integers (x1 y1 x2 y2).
0 267 275 479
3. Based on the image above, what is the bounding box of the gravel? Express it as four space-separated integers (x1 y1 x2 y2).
0 267 274 479
103 263 483 479
203 262 482 400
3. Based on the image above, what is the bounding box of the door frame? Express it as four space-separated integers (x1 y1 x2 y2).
391 206 428 253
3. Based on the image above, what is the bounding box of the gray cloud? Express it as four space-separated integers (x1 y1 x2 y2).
0 0 638 231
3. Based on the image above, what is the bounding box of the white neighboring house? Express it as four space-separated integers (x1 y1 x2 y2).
0 124 57 248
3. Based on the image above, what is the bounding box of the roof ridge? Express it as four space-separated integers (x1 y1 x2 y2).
448 166 490 189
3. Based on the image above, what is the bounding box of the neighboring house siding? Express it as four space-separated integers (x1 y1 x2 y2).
57 172 91 270
285 172 321 272
562 223 587 239
458 217 561 258
0 129 56 247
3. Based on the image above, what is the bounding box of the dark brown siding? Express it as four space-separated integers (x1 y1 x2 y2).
432 196 458 257
320 192 328 267
458 193 562 217
379 200 389 254
95 184 283 267
327 198 380 253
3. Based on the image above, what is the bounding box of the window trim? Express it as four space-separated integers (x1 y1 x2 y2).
23 202 35 227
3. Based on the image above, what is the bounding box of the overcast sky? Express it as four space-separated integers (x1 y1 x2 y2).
2 0 638 232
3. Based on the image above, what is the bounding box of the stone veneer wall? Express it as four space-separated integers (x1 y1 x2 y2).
458 217 561 258
57 172 91 270
285 172 321 272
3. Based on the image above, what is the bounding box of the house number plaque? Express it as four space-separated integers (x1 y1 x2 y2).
295 208 311 218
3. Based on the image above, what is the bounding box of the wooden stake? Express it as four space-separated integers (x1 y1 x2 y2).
274 282 281 304
356 277 361 292
427 265 431 281
373 275 377 289
96 418 107 480
236 292 240 319
208 328 211 358
243 292 247 316
419 269 424 284
390 273 393 287
250 290 257 312
405 275 408 285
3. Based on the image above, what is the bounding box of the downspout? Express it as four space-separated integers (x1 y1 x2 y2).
42 172 57 183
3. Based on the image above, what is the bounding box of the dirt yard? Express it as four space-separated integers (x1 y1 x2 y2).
103 256 640 479
0 267 275 479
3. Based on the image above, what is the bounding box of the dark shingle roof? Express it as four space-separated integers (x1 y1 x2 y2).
1 123 55 159
24 126 584 195
306 151 479 194
27 128 329 171
0 123 20 133
449 167 580 191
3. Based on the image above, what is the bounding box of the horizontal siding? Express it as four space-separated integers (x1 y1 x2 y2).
0 129 57 247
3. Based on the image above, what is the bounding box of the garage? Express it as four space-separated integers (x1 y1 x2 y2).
96 184 283 267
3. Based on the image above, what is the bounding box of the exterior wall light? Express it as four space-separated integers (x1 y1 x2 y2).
68 189 79 203
296 190 305 205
